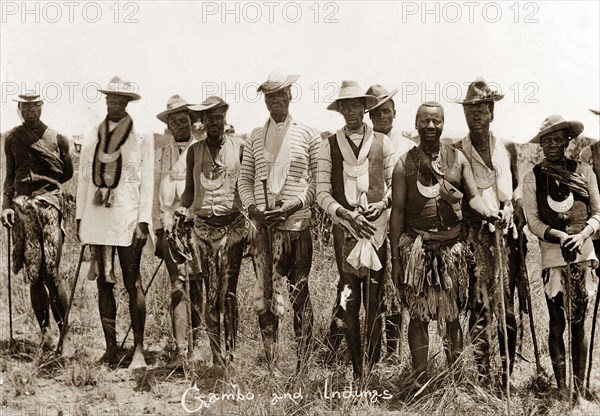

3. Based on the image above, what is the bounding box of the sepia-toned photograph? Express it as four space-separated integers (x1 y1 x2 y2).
1 1 599 415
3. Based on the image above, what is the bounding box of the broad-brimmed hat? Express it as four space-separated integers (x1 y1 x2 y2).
188 96 229 114
529 115 584 144
327 80 378 112
97 76 141 101
365 84 398 112
456 77 504 105
591 109 600 116
257 71 299 94
156 95 191 123
13 91 43 104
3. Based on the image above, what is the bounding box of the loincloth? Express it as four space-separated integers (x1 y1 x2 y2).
11 193 64 283
249 221 306 317
399 233 470 323
542 260 598 323
466 223 510 317
192 213 246 314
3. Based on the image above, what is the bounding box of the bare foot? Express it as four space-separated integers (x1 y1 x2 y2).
39 329 54 351
168 350 186 369
129 348 147 370
60 331 76 358
98 349 119 365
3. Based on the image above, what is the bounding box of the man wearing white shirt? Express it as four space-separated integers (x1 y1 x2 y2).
153 95 202 367
317 80 394 384
76 77 153 370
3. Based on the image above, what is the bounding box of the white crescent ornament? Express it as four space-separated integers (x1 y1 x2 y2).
547 191 574 213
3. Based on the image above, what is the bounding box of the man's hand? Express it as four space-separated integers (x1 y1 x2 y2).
338 208 376 239
264 199 302 225
174 206 189 219
513 201 527 232
248 204 269 226
391 257 403 286
485 210 507 228
360 201 387 222
133 222 150 251
76 219 82 243
562 232 587 256
1 208 15 228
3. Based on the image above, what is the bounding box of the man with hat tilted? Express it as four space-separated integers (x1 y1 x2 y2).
454 78 524 387
316 80 394 383
389 101 502 388
239 71 321 371
76 76 153 370
177 96 246 368
153 95 203 367
366 84 416 360
2 91 74 355
523 116 599 399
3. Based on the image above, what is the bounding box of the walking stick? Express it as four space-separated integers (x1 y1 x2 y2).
261 179 277 366
519 230 543 375
565 257 574 408
119 259 164 350
587 276 600 391
7 230 14 345
495 229 511 416
56 244 86 354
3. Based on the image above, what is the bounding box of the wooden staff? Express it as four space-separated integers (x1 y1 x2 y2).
56 244 86 354
495 229 511 416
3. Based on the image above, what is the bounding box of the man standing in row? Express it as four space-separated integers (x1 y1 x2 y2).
366 84 416 359
454 78 523 387
390 101 502 388
76 77 153 370
239 71 321 371
153 95 202 367
523 115 599 399
2 92 74 355
179 96 246 368
317 81 394 383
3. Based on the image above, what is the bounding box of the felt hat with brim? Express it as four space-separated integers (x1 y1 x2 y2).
13 92 43 104
591 109 600 116
529 115 584 144
457 77 504 105
257 71 299 94
365 84 398 112
327 80 378 112
156 95 191 123
97 76 141 101
188 96 229 114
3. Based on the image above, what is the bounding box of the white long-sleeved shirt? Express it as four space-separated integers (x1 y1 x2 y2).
76 122 154 251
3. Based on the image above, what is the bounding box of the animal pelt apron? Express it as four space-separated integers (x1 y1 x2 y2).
192 214 246 324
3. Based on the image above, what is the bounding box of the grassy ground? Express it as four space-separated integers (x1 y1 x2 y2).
1 221 600 416
1 138 600 415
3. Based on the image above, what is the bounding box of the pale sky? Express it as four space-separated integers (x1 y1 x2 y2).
1 0 599 142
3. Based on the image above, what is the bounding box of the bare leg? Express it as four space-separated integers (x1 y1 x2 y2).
118 244 146 370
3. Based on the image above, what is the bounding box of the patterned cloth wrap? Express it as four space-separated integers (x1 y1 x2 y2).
192 214 246 319
250 220 304 317
398 232 471 327
11 191 64 282
467 223 510 318
542 260 598 324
